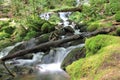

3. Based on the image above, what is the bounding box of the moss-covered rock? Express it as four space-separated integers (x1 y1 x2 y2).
62 47 85 69
66 44 120 80
66 35 120 80
116 27 120 36
85 35 120 56
87 21 112 31
115 11 120 22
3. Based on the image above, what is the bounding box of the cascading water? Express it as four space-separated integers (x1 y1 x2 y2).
0 42 22 58
35 44 84 80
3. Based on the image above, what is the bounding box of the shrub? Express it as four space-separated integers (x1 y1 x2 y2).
69 11 84 23
105 2 120 15
115 11 120 22
26 15 46 31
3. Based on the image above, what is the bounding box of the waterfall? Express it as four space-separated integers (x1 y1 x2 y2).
35 44 84 80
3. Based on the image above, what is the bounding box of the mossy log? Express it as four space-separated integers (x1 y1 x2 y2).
0 26 117 62
53 7 82 12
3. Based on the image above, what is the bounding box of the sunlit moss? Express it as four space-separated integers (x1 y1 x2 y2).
85 35 120 56
66 35 120 80
66 44 120 80
87 21 112 31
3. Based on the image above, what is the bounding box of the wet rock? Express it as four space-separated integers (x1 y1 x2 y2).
0 74 2 77
61 47 85 69
75 23 87 32
64 26 74 33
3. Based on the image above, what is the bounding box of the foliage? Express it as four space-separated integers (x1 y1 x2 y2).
115 11 120 22
24 30 38 40
12 24 27 42
26 15 46 31
0 31 10 40
41 22 55 33
105 1 120 15
85 35 120 56
69 11 84 23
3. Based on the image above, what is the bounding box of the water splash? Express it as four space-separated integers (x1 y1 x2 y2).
35 63 70 80
10 52 44 66
35 44 84 80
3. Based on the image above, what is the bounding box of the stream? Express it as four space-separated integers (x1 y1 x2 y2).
0 0 89 80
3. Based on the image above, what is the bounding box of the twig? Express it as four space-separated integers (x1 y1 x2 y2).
2 62 15 77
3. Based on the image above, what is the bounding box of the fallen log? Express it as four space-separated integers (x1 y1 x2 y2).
53 7 82 12
0 26 117 62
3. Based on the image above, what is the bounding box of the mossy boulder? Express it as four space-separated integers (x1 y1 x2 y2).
41 22 55 33
87 21 112 31
116 27 120 36
61 47 85 69
85 35 120 56
66 35 120 80
66 44 120 80
115 11 120 22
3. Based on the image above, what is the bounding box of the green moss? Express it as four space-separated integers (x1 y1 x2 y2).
115 11 120 22
24 30 38 40
85 35 120 56
41 22 55 33
87 21 112 31
66 44 120 80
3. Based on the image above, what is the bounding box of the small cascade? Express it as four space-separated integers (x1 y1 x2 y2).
40 12 53 20
35 44 84 80
0 42 22 58
76 0 80 7
58 12 71 27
